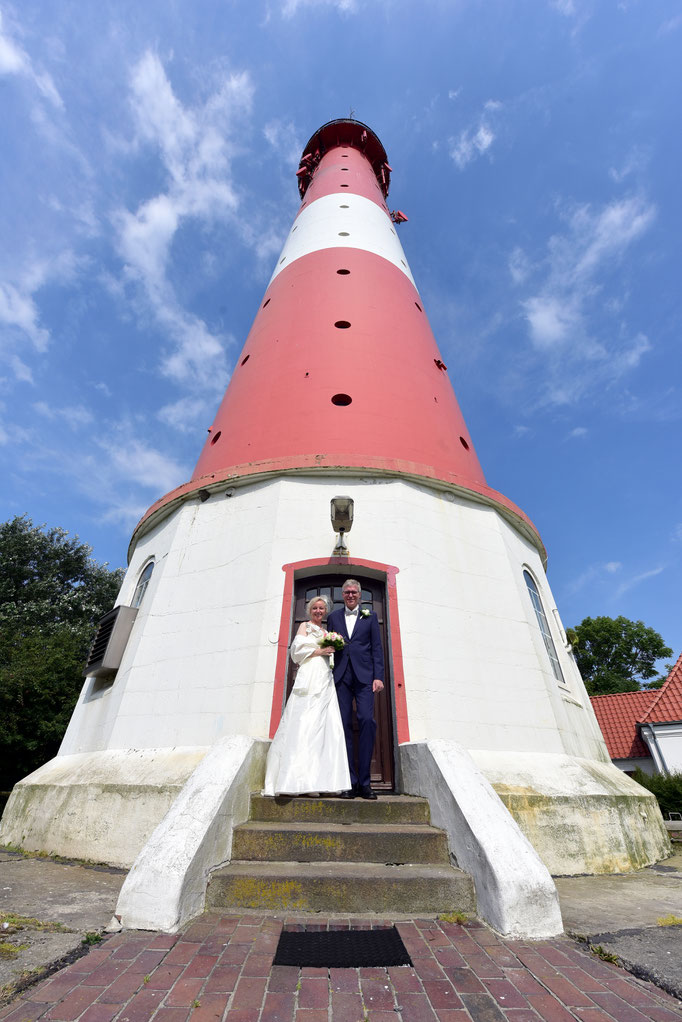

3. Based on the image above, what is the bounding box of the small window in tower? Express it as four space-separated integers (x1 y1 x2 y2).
338 232 350 237
132 561 154 609
332 394 352 406
339 204 349 208
459 436 469 450
340 184 349 188
415 302 422 311
211 430 222 445
262 298 270 308
337 269 351 275
241 355 250 366
523 570 565 684
334 321 351 329
341 167 349 172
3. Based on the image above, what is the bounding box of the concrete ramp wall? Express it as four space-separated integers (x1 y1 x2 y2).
400 739 563 939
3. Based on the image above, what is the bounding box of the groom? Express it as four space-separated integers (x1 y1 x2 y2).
328 579 385 800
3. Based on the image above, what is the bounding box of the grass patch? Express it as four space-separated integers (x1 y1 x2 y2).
0 943 29 957
438 911 468 925
82 933 102 945
590 944 620 965
657 915 682 926
0 912 69 933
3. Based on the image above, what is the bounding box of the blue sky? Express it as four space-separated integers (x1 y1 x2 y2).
1 0 680 666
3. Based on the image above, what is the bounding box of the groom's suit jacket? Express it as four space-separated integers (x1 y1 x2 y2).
327 609 385 686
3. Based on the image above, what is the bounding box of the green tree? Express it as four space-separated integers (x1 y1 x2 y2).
567 615 673 696
0 516 123 790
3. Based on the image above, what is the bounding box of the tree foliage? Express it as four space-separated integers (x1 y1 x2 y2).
631 768 682 818
567 615 673 696
0 516 123 790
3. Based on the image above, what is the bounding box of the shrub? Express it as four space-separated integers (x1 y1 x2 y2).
631 768 682 818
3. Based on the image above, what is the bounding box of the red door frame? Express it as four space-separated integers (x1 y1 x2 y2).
269 556 410 746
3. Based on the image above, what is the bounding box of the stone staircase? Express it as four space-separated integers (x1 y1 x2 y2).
206 793 476 915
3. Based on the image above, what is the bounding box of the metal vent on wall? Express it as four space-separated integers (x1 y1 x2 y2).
83 605 138 678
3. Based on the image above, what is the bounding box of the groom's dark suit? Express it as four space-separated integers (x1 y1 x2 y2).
327 607 385 791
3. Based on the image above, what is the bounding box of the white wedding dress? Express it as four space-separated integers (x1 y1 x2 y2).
263 622 351 796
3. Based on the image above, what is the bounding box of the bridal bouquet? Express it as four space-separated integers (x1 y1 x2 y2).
318 631 345 652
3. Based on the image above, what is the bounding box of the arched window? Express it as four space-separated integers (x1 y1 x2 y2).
131 561 154 608
523 569 565 684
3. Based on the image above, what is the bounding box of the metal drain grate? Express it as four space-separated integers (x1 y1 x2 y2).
273 926 412 968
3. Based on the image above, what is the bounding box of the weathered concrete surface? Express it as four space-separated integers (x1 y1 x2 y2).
555 847 682 998
555 848 682 933
401 739 563 939
0 850 125 996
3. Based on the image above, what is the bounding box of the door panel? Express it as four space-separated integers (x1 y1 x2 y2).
287 573 394 789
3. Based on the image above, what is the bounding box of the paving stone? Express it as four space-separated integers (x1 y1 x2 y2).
259 991 295 1022
459 992 508 1022
267 967 299 993
360 977 395 1010
296 978 328 1010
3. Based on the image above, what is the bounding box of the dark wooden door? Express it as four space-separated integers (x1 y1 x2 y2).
287 574 394 790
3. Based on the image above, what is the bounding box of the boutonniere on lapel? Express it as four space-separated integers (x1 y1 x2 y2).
360 608 371 618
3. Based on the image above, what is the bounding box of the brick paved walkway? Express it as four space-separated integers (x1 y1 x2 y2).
2 915 681 1022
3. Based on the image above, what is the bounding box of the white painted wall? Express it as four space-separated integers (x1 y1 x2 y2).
269 193 416 287
61 473 608 766
645 723 682 773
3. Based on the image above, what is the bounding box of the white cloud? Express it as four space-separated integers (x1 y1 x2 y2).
614 565 665 598
448 89 461 101
658 13 682 35
567 426 588 439
508 247 532 285
517 196 656 404
566 560 622 595
33 401 94 428
0 9 62 108
264 119 302 170
280 0 357 16
448 101 502 170
0 251 80 377
115 51 254 416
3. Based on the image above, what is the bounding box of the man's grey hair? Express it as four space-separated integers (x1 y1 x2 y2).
306 594 331 616
342 578 362 593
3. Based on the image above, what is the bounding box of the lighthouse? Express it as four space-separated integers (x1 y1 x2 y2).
1 119 669 932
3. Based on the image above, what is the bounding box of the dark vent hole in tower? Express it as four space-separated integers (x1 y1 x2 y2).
415 302 422 311
262 298 270 308
273 927 412 969
332 394 352 406
340 183 349 187
241 355 250 366
460 436 470 450
337 269 350 275
341 167 349 171
210 430 222 445
334 320 351 329
339 204 349 208
338 232 350 237
341 154 349 158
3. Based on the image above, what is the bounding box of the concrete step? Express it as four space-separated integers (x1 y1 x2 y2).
249 793 431 825
231 821 449 865
207 860 475 915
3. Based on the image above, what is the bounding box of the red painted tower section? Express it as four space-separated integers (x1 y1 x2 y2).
135 119 542 553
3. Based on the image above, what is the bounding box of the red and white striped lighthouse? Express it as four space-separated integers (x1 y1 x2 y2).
3 120 669 909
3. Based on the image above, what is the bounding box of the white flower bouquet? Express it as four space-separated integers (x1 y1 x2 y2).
319 631 345 652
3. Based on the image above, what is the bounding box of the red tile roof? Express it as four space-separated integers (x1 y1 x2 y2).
641 650 682 724
590 690 654 759
590 651 682 760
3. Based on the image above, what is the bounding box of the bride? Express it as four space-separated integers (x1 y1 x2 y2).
263 595 351 796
